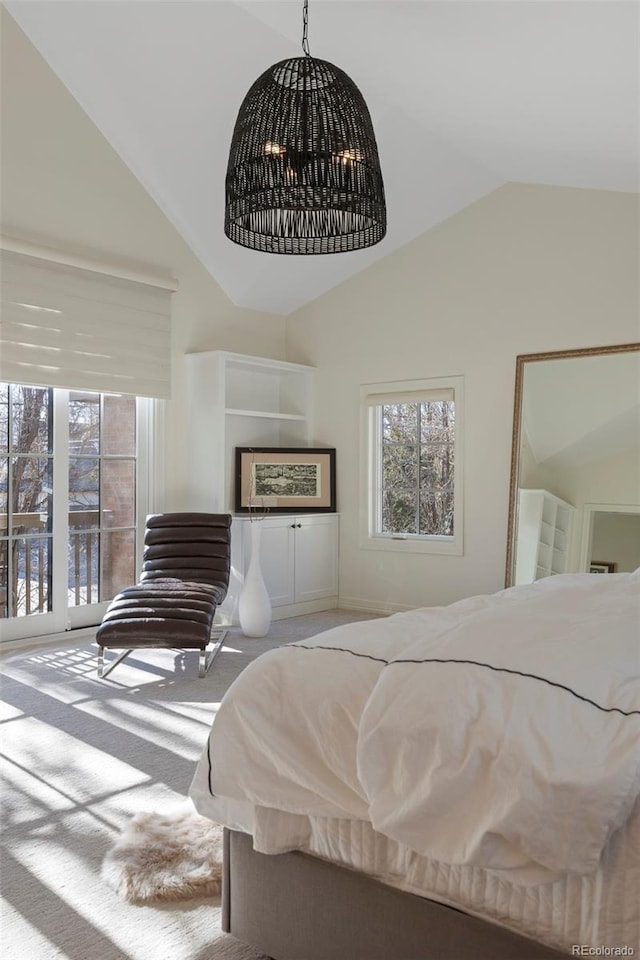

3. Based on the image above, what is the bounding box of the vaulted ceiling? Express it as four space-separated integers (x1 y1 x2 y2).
4 1 639 315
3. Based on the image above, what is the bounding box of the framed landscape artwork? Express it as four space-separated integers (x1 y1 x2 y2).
235 447 336 514
589 561 617 574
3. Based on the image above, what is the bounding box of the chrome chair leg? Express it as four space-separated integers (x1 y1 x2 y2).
98 646 133 679
199 629 228 678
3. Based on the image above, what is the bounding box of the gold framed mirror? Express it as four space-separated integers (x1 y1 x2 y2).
505 342 640 587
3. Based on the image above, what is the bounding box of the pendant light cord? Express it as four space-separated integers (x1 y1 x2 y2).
302 0 311 56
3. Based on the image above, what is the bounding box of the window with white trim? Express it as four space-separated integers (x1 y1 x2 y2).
360 377 464 555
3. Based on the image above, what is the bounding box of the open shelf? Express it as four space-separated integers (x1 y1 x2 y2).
186 350 315 513
514 489 575 585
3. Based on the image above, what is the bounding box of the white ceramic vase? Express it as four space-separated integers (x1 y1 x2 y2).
238 521 271 638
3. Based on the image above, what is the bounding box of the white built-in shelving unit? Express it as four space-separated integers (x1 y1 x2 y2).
185 350 338 624
514 489 575 585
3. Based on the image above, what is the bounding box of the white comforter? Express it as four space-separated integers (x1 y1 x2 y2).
190 571 640 882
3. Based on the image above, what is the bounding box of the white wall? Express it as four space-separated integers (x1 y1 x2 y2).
0 8 287 510
286 184 640 610
591 513 640 573
518 434 565 500
590 513 640 573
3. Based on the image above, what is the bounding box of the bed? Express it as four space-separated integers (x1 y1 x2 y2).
190 571 640 959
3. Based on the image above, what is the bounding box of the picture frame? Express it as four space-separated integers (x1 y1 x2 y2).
589 561 617 574
235 447 336 514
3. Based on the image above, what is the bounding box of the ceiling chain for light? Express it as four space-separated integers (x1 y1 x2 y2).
301 0 311 57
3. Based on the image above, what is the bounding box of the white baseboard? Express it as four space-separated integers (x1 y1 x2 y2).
337 597 414 616
270 598 339 621
217 597 339 627
0 626 98 656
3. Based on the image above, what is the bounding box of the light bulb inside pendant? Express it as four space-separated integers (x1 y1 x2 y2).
264 141 286 156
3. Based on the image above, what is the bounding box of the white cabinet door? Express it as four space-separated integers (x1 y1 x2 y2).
256 518 296 608
294 515 339 603
224 513 339 623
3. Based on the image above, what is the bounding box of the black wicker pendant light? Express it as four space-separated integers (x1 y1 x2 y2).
224 0 386 254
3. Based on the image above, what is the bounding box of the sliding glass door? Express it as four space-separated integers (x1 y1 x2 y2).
0 384 54 626
0 383 150 642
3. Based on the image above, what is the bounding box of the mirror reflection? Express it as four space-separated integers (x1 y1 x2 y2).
506 344 640 586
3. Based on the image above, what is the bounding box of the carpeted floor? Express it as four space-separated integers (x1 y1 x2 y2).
0 609 379 960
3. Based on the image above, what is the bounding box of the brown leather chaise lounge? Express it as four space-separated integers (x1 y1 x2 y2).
96 512 232 679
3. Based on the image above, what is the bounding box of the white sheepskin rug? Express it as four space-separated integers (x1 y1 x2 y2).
102 802 224 905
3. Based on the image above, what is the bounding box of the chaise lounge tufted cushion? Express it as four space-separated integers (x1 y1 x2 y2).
96 579 224 649
96 512 232 678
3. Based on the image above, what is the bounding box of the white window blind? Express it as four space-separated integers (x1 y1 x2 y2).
0 248 173 398
364 387 454 406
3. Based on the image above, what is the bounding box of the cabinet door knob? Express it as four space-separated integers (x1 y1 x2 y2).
290 523 296 528
296 523 302 528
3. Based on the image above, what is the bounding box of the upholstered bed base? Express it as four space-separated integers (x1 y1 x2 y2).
222 829 568 960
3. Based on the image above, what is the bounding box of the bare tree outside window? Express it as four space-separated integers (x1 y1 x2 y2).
1 383 137 621
380 401 455 536
0 384 53 618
